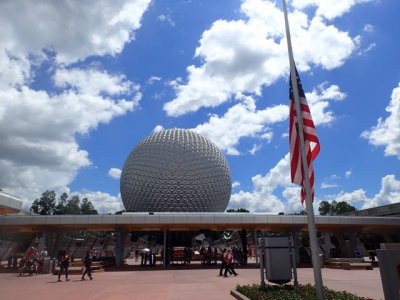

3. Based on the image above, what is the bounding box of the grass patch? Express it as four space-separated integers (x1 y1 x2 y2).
236 283 374 300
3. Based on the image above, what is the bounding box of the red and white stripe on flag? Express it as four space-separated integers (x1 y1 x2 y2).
289 69 320 204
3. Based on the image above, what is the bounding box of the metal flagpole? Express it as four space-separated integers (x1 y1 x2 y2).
281 0 324 299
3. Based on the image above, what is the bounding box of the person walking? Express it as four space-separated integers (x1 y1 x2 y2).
81 250 93 280
58 250 70 282
219 249 231 276
223 249 238 277
213 248 218 265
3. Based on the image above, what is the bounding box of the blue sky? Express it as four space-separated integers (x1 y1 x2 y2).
1 0 399 214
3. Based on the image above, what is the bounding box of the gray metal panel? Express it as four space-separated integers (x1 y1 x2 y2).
348 216 362 225
25 216 37 224
1 213 400 231
315 216 331 225
324 216 336 225
75 215 90 224
377 249 400 300
116 215 131 224
291 216 306 224
89 215 104 224
58 215 75 224
158 214 172 224
267 215 282 224
367 217 386 225
45 216 58 225
226 214 241 224
254 214 268 224
42 216 55 225
173 215 188 223
213 214 227 224
131 214 146 224
187 214 201 223
264 237 292 284
240 214 255 224
101 215 117 224
200 214 215 223
5 216 20 225
331 216 349 225
358 217 370 225
146 214 161 224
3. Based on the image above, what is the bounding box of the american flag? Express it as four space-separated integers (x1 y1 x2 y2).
289 68 320 204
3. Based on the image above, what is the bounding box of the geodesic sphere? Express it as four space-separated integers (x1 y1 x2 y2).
120 129 232 212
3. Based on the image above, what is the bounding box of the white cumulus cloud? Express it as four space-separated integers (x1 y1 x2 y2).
229 154 290 213
292 0 373 20
77 191 124 214
164 0 357 117
320 175 400 209
192 81 345 156
361 83 400 159
0 0 149 207
305 82 346 125
193 97 287 155
0 0 151 65
0 72 139 203
108 168 122 179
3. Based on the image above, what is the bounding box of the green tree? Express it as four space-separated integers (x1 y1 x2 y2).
318 201 332 215
226 208 250 213
54 192 68 215
335 201 356 215
37 191 98 215
80 197 98 215
318 200 356 216
30 190 56 215
65 195 81 214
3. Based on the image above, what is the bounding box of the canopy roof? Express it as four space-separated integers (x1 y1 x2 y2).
1 213 399 233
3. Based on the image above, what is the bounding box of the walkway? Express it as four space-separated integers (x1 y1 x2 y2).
0 266 384 300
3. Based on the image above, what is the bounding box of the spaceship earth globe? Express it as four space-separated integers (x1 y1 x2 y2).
120 128 232 212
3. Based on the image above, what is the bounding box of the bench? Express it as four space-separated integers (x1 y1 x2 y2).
324 261 343 269
342 262 373 270
324 258 373 270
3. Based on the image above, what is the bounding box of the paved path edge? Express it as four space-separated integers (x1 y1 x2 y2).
230 289 251 300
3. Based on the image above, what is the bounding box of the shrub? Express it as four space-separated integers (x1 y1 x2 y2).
236 283 373 300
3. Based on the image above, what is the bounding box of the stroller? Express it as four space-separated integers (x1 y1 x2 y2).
19 258 38 276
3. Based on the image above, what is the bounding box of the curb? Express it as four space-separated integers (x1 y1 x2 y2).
230 289 251 300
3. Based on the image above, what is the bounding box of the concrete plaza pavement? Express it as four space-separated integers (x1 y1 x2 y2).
0 265 384 300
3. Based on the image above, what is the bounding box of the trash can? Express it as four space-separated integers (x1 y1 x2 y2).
42 257 51 274
49 259 56 275
376 249 400 300
264 237 292 285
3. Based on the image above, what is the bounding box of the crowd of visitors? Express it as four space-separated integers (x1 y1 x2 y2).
18 246 49 276
9 237 250 281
